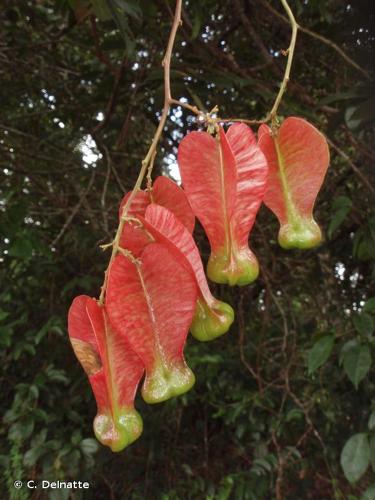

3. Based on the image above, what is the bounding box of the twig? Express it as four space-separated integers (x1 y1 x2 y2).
327 138 375 197
261 0 371 81
51 170 96 247
271 430 284 500
262 269 290 351
98 0 183 304
234 0 276 68
218 116 266 125
271 426 312 500
266 0 298 124
100 146 112 235
98 473 115 500
89 16 117 76
238 293 262 387
92 55 128 136
169 98 201 116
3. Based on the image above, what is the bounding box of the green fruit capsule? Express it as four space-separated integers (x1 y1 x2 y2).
190 297 234 341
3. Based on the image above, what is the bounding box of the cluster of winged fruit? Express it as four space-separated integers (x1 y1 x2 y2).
68 117 330 451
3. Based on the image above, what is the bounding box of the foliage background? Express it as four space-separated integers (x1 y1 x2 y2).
1 0 374 498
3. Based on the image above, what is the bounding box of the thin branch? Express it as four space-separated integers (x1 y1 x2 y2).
169 98 201 116
92 55 128 136
89 16 117 76
234 0 277 69
327 138 375 197
300 25 371 80
51 170 96 247
115 81 139 149
238 293 261 386
100 146 112 235
98 0 183 304
218 116 266 125
261 0 371 81
266 0 298 123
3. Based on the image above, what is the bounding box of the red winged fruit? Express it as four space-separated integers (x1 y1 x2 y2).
118 175 195 257
258 117 330 249
119 175 195 233
178 124 268 286
68 296 144 452
139 203 234 341
106 243 198 404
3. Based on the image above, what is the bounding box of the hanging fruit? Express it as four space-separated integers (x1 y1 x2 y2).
118 175 195 257
258 117 330 249
178 124 268 286
106 243 198 404
68 296 144 452
140 203 234 341
119 175 195 233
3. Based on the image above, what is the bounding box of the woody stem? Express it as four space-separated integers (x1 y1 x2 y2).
266 0 298 124
98 0 183 304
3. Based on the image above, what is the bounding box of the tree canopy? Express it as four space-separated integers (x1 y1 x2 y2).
1 1 374 498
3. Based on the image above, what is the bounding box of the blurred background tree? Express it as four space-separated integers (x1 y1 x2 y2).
0 0 374 498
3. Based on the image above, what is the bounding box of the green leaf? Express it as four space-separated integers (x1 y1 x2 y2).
91 0 112 20
328 196 352 239
343 345 372 389
80 438 99 455
369 412 375 431
113 0 142 22
286 408 304 422
8 238 33 259
348 97 375 129
364 298 375 314
362 484 375 500
105 0 137 56
345 106 363 130
68 0 91 21
353 313 375 337
353 219 375 261
370 436 375 473
24 445 45 467
191 11 202 40
8 418 35 442
340 433 370 483
308 335 335 374
49 490 70 500
339 339 359 365
0 310 9 322
217 476 234 500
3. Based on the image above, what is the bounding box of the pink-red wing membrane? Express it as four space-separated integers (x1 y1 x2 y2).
118 176 195 257
106 243 198 403
68 296 144 452
139 204 234 341
178 125 268 285
118 176 195 233
119 222 152 258
258 117 330 249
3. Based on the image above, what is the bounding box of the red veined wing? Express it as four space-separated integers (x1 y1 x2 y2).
118 191 151 257
258 117 330 249
178 128 237 255
68 296 144 452
140 204 234 341
152 176 195 233
118 176 194 232
226 123 268 248
179 126 267 285
118 176 195 256
118 190 149 220
119 222 152 258
106 243 198 404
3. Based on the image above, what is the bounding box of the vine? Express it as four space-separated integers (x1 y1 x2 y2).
99 0 299 304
